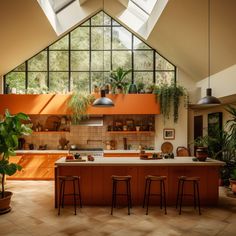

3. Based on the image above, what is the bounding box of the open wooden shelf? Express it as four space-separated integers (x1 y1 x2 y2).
32 131 70 134
106 131 155 134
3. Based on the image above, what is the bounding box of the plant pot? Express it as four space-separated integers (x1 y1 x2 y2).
195 147 208 161
0 191 13 214
128 84 137 94
229 179 236 194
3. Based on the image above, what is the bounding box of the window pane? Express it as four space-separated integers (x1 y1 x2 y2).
49 72 69 93
28 51 47 71
49 35 69 50
156 72 175 85
134 72 153 88
13 63 26 71
71 27 89 50
134 50 153 70
156 53 174 70
5 72 25 93
112 27 132 49
91 11 111 25
71 51 89 71
112 19 120 26
91 51 110 71
112 51 131 70
49 51 69 71
133 36 150 49
70 72 89 92
27 72 48 94
91 27 103 50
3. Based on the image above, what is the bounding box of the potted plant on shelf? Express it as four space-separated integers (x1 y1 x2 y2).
0 110 32 214
68 92 95 124
109 67 131 94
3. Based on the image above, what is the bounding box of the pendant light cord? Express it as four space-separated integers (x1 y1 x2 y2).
208 0 211 88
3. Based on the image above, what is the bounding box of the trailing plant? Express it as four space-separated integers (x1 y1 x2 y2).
68 92 95 124
109 67 132 94
0 110 32 198
154 82 187 123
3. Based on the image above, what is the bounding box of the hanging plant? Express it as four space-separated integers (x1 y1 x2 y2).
154 82 187 123
68 92 95 124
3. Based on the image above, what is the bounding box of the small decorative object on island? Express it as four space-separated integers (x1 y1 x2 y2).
0 110 32 214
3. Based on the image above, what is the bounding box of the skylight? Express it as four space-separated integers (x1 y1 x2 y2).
130 0 158 15
49 0 76 14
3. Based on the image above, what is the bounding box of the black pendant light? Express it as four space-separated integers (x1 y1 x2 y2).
92 1 114 107
197 0 221 106
93 90 114 107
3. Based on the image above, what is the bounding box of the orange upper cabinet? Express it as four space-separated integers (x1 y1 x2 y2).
0 94 55 115
0 94 160 115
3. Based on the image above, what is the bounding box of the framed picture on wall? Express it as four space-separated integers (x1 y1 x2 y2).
163 128 175 140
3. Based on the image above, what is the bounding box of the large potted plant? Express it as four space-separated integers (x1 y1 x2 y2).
0 110 32 214
109 67 131 94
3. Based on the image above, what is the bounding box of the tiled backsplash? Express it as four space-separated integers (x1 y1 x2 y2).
24 115 155 150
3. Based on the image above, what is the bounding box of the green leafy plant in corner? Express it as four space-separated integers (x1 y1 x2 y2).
68 92 95 124
0 110 32 198
109 67 132 94
154 82 187 123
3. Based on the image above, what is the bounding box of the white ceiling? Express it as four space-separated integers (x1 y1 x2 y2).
0 0 236 82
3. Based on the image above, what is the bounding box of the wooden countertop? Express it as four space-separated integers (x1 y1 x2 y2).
55 157 224 167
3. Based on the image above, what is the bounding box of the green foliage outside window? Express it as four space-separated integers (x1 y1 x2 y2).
4 11 175 94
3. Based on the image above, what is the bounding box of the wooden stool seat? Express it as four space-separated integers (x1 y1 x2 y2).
58 175 82 216
143 175 167 215
111 175 132 215
176 176 201 215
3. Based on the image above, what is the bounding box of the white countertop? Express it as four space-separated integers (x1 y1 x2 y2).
16 149 159 154
55 157 225 167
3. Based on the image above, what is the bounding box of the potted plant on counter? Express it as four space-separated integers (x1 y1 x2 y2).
192 135 209 161
109 67 131 94
0 110 32 214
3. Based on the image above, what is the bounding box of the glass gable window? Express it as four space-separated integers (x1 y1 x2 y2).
4 11 175 94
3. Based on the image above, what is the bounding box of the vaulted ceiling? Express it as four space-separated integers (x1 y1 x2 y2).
1 0 236 82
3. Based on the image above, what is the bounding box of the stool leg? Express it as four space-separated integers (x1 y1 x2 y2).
128 179 132 209
77 178 82 208
114 181 117 208
160 180 163 209
111 180 115 215
62 180 65 208
176 179 181 209
58 179 63 216
126 180 131 215
193 180 196 209
196 181 201 215
143 178 148 208
146 179 151 215
73 179 77 215
162 180 167 214
179 180 184 215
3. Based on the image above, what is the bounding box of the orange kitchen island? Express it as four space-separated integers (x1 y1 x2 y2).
54 157 224 207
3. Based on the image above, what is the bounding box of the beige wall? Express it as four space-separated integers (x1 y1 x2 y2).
0 76 3 94
154 97 188 155
197 64 236 99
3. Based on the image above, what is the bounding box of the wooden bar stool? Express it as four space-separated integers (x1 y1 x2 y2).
111 175 132 215
176 176 201 215
143 175 167 215
58 176 82 215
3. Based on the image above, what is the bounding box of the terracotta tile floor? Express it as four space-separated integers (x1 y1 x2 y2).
0 181 236 236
